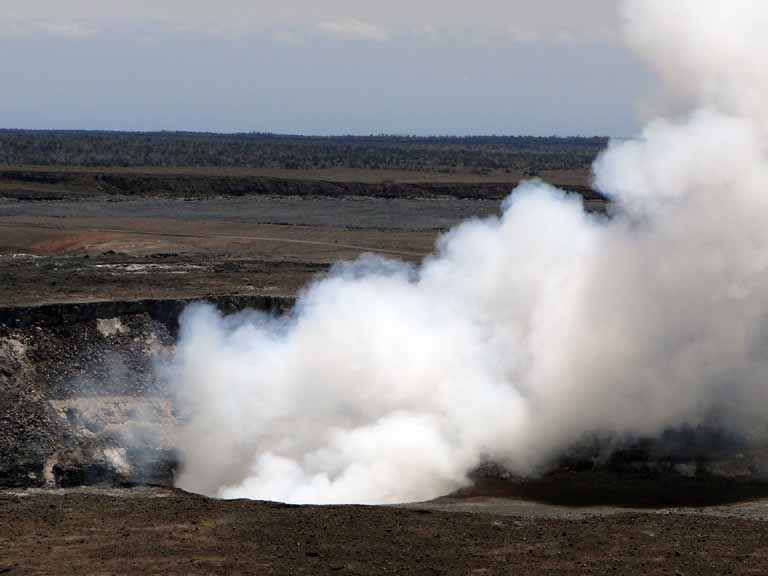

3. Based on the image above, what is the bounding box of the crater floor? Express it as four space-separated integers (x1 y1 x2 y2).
3 485 768 575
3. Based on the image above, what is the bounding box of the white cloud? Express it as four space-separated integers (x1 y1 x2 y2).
0 1 623 46
506 27 541 44
0 18 99 38
272 29 303 46
35 20 99 38
316 18 391 42
412 24 439 41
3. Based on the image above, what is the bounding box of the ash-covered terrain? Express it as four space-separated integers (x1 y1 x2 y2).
2 166 768 574
7 0 768 570
4 299 768 575
3 143 768 574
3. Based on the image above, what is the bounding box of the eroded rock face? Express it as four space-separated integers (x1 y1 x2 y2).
0 308 173 488
0 334 54 486
0 296 292 489
46 396 180 487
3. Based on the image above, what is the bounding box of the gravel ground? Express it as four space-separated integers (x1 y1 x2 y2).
1 182 761 575
0 194 503 231
2 487 768 575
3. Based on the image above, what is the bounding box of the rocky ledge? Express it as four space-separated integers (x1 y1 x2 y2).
0 295 293 489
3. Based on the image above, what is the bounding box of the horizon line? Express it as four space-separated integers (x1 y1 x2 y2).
0 127 625 140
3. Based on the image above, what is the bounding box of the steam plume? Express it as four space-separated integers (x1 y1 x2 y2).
167 0 768 504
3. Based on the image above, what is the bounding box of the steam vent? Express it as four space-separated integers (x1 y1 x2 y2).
7 0 768 573
3 295 768 508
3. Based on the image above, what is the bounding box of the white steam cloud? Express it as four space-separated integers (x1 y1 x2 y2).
167 0 768 504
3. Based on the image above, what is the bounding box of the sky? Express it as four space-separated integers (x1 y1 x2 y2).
0 0 653 136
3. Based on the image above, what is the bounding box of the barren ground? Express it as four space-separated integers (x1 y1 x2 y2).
4 483 768 575
3 169 766 575
0 194 488 306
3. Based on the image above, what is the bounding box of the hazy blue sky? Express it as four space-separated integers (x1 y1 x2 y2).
0 0 652 136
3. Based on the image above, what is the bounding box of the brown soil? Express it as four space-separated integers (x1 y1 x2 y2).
2 487 768 575
0 215 435 307
0 168 605 306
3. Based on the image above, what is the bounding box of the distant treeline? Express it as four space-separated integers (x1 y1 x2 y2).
0 130 608 173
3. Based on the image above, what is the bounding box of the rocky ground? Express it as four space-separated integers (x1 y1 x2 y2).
3 168 768 574
0 296 292 490
3 485 768 575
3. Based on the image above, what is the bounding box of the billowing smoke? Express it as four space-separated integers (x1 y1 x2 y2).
166 0 768 504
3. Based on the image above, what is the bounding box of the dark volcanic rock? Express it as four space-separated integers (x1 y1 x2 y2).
0 294 293 332
0 295 292 489
0 168 607 205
